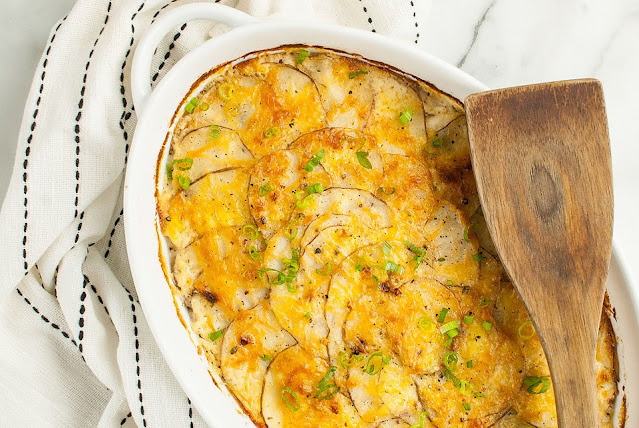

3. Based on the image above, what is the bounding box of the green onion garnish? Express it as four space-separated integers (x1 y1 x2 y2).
474 391 485 398
257 268 285 285
446 328 459 338
482 321 493 331
523 376 550 394
437 308 449 323
443 368 461 387
199 102 209 111
446 279 454 286
295 193 314 209
316 366 338 397
178 176 191 190
303 149 325 172
382 261 404 275
166 158 194 180
296 49 309 64
462 402 471 411
218 83 234 101
259 182 274 197
208 330 223 342
264 126 281 138
417 317 434 331
440 321 460 334
365 352 390 375
280 386 300 411
260 354 273 361
466 360 473 368
316 261 332 276
382 241 392 257
399 109 413 126
306 183 324 195
282 248 300 288
184 97 200 113
443 351 458 371
431 137 443 148
438 257 446 262
209 125 221 139
460 379 471 394
411 412 427 428
405 241 426 265
463 315 474 325
348 70 369 79
472 253 484 262
303 312 311 318
285 223 298 241
338 351 363 368
477 296 490 308
242 224 259 240
356 150 372 169
463 223 474 242
248 246 262 261
378 186 396 195
518 320 535 340
316 384 339 400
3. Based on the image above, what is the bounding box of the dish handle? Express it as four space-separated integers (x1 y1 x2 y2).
131 3 257 113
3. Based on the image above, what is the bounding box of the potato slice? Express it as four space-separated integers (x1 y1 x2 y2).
168 126 254 182
423 115 471 172
419 83 464 141
160 168 251 249
221 304 296 424
261 345 361 428
365 71 427 156
248 148 331 239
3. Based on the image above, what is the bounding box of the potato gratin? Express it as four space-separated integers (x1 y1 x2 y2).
157 47 619 427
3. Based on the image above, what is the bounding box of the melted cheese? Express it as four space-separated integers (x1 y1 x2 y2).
160 47 619 427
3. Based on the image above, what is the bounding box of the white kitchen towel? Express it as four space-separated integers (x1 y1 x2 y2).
0 0 431 426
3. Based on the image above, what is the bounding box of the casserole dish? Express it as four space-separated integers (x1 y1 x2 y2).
124 3 638 426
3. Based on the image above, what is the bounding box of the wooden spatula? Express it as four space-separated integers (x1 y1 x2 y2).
464 79 613 427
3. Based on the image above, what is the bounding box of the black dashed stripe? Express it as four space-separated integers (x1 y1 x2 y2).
16 287 79 349
150 0 181 23
409 0 420 44
120 412 132 426
104 209 123 258
22 18 67 275
187 398 194 428
78 276 87 355
359 0 376 32
84 275 110 318
74 2 113 246
126 288 147 427
151 23 187 85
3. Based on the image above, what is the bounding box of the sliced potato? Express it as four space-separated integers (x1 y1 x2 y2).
423 115 471 172
221 304 296 423
262 345 361 428
419 83 464 141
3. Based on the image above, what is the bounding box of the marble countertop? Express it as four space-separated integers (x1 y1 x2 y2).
1 0 637 288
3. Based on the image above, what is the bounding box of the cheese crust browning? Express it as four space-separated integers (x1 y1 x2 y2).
157 47 620 427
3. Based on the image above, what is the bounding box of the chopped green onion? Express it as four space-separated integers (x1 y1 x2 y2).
523 376 550 394
260 354 273 361
431 137 443 148
474 391 485 398
472 253 484 262
348 70 369 79
259 182 274 197
284 223 298 241
365 352 390 375
463 315 475 325
482 321 493 331
282 248 300 287
356 150 372 169
306 183 324 195
378 186 396 195
185 97 200 113
382 241 392 257
178 176 191 190
295 193 315 209
405 241 426 265
166 158 194 180
303 149 325 172
466 360 473 368
338 351 364 368
382 261 404 275
303 312 311 318
446 279 454 286
209 125 221 138
437 308 449 323
199 102 209 111
296 49 309 64
399 109 413 125
518 320 535 340
280 386 300 411
440 321 460 334
438 257 446 262
257 268 285 285
264 126 281 138
477 296 490 309
218 83 234 101
463 223 475 242
316 261 332 276
460 379 471 394
443 368 461 387
208 330 223 342
410 412 428 428
317 366 337 390
446 328 459 338
443 351 458 371
462 402 471 411
242 224 259 240
248 246 262 261
442 333 454 348
316 384 339 400
417 317 434 331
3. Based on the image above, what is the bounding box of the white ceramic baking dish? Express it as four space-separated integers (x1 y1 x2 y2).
124 3 638 426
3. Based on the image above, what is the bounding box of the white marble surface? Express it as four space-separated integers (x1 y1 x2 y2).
1 0 637 289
